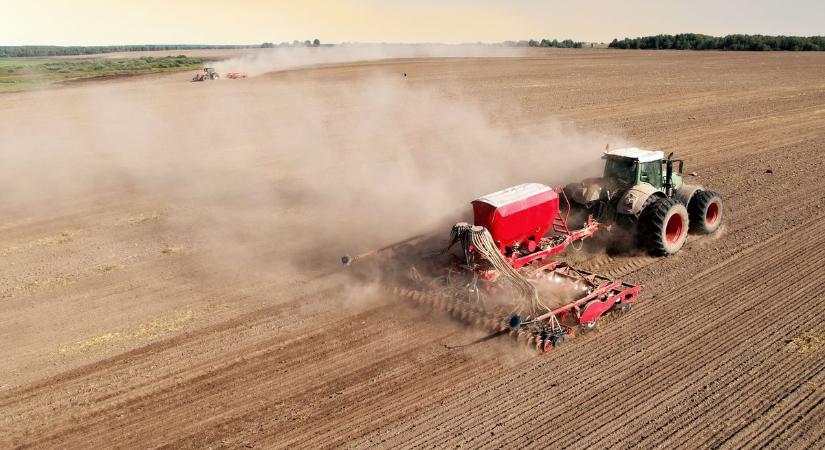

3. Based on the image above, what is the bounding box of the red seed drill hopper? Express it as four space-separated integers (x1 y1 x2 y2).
342 183 640 352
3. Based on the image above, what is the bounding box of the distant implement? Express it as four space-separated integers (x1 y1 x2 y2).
191 68 247 81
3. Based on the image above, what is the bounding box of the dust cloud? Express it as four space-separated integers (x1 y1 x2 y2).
0 52 622 282
213 44 529 77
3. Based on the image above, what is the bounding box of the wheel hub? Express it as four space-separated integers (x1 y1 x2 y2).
665 213 684 244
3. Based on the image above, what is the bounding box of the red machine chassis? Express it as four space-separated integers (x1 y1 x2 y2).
344 188 641 352
527 261 640 331
392 258 640 352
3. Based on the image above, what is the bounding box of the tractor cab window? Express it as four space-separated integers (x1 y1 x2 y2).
604 158 637 187
639 161 663 188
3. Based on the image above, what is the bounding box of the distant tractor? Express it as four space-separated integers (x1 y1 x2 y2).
192 68 219 82
564 148 723 255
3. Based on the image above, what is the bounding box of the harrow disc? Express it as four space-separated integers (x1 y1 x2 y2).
613 302 633 314
508 314 523 331
580 321 597 333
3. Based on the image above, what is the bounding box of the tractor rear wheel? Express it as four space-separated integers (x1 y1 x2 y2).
639 197 689 256
688 191 723 234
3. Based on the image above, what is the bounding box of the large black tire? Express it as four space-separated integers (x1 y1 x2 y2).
639 197 689 256
688 190 723 234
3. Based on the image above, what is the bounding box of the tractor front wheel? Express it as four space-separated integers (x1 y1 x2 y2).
639 197 689 256
688 191 723 234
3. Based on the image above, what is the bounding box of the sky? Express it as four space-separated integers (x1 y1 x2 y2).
2 0 824 45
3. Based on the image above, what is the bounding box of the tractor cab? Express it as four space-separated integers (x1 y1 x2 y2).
603 148 684 195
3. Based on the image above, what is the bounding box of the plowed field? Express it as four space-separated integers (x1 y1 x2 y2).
1 49 824 448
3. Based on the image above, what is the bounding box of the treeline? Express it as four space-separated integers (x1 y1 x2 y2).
609 34 825 51
505 39 585 48
0 42 332 58
261 39 322 48
0 55 206 93
36 56 204 74
0 44 256 58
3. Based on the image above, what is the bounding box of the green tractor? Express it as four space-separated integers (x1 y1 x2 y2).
564 148 723 255
192 67 220 82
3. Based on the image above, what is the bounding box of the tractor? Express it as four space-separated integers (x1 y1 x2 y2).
192 68 220 82
564 148 723 255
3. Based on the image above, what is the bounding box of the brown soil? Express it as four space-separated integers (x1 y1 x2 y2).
1 49 824 449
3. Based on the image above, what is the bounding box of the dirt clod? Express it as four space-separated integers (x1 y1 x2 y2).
787 332 824 354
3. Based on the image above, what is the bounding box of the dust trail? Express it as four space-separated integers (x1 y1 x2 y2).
0 58 626 282
212 44 529 77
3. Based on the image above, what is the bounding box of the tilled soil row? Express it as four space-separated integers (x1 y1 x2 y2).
3 51 825 449
358 201 825 448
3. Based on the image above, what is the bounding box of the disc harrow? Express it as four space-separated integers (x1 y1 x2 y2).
390 259 639 352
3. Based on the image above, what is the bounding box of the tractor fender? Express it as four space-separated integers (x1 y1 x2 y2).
676 183 703 206
567 178 604 205
617 184 665 217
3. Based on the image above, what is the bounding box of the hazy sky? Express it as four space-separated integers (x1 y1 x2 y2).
3 0 824 45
